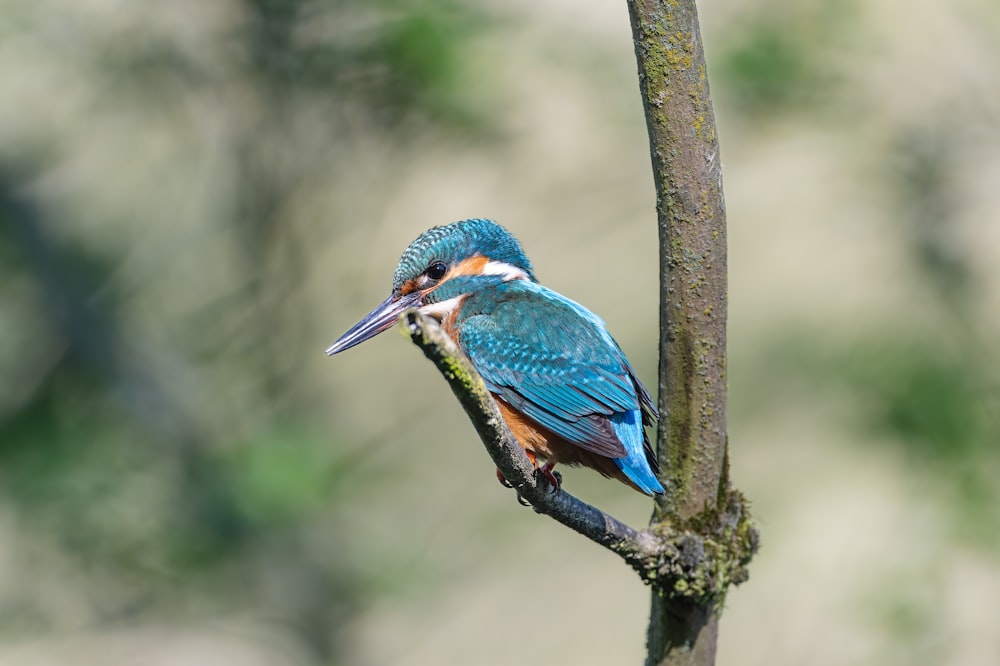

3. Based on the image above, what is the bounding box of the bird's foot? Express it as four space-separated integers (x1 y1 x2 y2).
496 468 514 488
497 459 559 504
498 468 532 505
537 462 562 493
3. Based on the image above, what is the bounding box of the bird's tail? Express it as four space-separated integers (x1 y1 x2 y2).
610 410 665 495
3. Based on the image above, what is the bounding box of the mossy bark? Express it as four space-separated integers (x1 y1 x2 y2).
624 1 745 664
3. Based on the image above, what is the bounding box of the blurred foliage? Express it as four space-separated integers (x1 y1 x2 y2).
714 0 859 120
864 566 946 666
1 133 358 664
750 320 999 548
0 0 493 662
843 338 997 538
749 119 1000 550
888 121 972 306
850 120 999 548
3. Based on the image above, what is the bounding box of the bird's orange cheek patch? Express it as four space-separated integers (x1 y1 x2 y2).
450 254 489 278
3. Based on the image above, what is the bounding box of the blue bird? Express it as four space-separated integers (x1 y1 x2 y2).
326 219 664 495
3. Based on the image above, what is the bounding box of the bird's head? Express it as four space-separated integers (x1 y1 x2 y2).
326 219 535 355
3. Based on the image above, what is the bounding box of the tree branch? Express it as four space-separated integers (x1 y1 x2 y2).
401 310 755 600
402 310 660 567
627 0 729 524
624 0 758 664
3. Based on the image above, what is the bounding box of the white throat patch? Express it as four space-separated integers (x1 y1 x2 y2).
480 260 530 282
418 295 465 320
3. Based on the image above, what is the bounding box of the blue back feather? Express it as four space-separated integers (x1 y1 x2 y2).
458 280 663 494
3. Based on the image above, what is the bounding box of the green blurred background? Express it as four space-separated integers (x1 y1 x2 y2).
1 0 998 664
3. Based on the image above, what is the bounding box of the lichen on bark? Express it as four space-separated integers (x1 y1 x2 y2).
626 0 757 664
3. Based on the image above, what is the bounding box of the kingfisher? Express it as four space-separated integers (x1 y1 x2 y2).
326 219 664 496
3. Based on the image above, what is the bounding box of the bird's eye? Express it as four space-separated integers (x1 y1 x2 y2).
426 262 448 280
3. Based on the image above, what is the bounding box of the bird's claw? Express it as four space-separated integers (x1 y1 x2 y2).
498 468 531 505
538 464 562 493
496 468 514 488
497 463 560 505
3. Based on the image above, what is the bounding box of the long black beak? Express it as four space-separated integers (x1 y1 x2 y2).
325 292 422 355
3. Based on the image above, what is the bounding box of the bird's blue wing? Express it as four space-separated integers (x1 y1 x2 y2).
457 281 650 460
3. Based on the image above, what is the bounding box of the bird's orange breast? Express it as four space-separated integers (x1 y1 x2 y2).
495 397 557 460
493 395 637 489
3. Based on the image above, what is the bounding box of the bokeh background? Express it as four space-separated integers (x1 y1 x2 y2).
2 0 998 664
